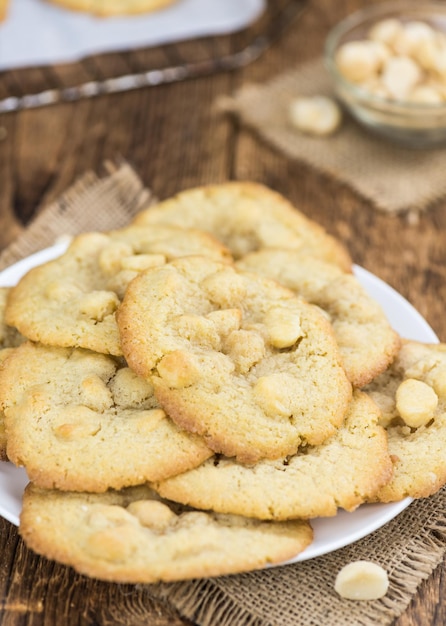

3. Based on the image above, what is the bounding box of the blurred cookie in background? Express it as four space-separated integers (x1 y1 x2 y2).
44 0 178 17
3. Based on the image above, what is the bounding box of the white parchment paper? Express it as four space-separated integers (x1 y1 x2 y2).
0 0 265 70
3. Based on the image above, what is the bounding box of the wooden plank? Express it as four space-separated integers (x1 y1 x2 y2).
0 0 446 624
0 519 190 626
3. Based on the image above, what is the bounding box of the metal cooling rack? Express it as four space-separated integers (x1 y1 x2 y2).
0 0 307 113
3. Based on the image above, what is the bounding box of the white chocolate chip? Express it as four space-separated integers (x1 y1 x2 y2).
205 308 242 336
253 374 293 418
157 351 201 389
127 500 176 530
335 561 389 600
79 290 120 322
53 406 102 441
396 378 438 428
80 374 113 412
431 369 446 397
289 96 342 136
264 307 303 349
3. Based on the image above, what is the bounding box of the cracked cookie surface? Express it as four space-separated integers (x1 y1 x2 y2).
365 340 446 502
132 181 352 269
118 256 352 463
19 484 313 583
5 225 231 356
0 342 212 491
153 391 392 519
237 249 400 387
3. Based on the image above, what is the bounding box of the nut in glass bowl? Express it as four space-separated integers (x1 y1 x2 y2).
324 1 446 148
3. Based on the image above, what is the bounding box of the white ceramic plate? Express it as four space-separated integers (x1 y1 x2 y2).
0 245 439 563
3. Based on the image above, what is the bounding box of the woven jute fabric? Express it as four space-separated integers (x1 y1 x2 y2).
0 160 154 271
2 163 446 625
218 56 446 215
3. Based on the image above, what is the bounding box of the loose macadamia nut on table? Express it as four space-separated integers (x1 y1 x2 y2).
289 96 342 136
335 561 389 600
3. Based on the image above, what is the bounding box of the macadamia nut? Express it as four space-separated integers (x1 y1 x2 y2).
335 41 383 82
394 20 436 56
335 16 446 105
335 561 389 600
368 18 403 47
381 55 422 100
289 96 341 136
396 378 438 428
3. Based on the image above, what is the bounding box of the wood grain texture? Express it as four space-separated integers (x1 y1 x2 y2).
1 0 446 624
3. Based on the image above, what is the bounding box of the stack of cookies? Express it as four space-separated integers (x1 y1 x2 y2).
0 182 445 583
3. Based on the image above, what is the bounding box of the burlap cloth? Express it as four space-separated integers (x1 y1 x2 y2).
2 162 446 626
218 57 446 215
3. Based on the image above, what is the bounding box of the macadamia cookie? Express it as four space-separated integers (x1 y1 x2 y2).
118 256 352 464
132 182 351 269
5 225 231 356
0 287 25 461
153 391 392 519
365 340 446 501
19 484 313 583
237 249 400 387
0 342 212 491
45 0 178 16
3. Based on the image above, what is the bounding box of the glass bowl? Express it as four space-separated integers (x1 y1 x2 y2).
324 1 446 148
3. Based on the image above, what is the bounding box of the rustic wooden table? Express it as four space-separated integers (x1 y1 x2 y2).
1 0 446 623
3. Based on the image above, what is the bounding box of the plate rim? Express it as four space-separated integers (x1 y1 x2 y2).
0 244 439 564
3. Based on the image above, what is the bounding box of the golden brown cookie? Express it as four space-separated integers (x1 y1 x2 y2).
0 0 8 21
0 348 15 462
237 249 400 387
0 288 24 351
132 182 352 269
45 0 177 16
0 342 212 491
5 225 231 356
0 287 25 461
153 391 392 519
365 340 446 502
20 484 313 583
118 255 352 464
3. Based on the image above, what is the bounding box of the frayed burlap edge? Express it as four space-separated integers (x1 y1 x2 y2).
0 160 154 271
149 487 446 626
